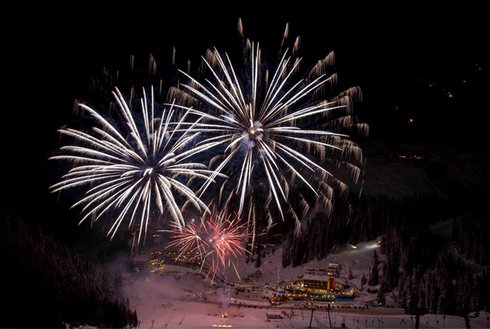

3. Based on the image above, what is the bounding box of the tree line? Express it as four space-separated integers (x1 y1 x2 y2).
279 192 490 322
0 207 138 328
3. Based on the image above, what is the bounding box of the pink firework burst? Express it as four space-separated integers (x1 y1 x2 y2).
167 210 251 281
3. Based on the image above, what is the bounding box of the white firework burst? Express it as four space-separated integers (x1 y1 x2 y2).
170 21 367 237
51 87 219 243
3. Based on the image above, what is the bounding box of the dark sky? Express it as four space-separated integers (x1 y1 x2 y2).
3 3 489 223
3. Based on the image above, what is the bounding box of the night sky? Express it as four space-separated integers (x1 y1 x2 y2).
3 3 489 234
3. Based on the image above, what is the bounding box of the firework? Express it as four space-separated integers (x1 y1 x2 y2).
170 21 368 238
50 87 220 243
166 210 251 281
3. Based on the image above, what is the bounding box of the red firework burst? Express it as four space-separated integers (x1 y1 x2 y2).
167 210 251 281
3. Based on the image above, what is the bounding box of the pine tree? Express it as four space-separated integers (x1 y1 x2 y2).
376 286 386 306
373 250 380 266
361 272 367 289
255 253 262 267
368 265 379 286
368 249 380 286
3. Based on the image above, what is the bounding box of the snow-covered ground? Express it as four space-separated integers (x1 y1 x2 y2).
119 240 489 328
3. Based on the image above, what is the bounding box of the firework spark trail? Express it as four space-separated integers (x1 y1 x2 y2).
50 87 222 243
166 210 251 281
170 22 367 238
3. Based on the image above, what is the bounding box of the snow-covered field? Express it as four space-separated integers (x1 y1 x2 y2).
119 241 489 328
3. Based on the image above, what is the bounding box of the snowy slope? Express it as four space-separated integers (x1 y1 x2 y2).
118 240 489 328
